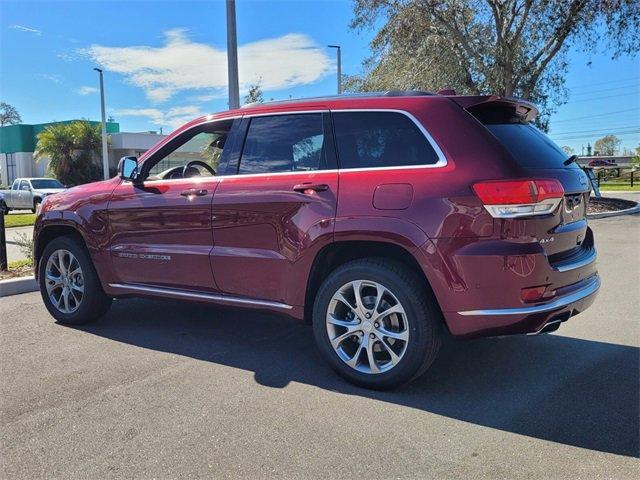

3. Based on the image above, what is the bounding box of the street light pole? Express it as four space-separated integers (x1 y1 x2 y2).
328 45 342 94
93 68 110 180
226 0 240 109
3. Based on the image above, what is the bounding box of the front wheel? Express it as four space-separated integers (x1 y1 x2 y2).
312 258 443 390
0 201 9 215
38 235 112 324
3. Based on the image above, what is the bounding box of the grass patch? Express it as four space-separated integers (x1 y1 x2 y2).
4 213 36 228
598 183 640 191
9 258 32 269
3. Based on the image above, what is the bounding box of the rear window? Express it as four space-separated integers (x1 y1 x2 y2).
484 123 575 169
332 112 441 169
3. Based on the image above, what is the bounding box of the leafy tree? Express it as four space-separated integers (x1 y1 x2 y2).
561 145 575 156
34 121 104 186
244 83 264 105
348 0 640 129
631 146 640 166
0 102 22 126
593 134 621 156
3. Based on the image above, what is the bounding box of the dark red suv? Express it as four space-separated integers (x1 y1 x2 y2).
34 92 599 389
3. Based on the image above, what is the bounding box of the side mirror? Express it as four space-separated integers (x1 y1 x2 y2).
118 156 139 181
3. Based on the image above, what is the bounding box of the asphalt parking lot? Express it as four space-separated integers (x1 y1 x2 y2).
1 214 638 479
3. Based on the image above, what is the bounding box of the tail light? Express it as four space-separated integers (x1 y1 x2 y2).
473 179 564 218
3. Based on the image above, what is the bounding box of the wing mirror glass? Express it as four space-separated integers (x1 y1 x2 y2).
118 156 139 181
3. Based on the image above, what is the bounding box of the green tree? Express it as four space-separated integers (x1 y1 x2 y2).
0 102 22 126
34 121 104 186
348 0 639 129
593 135 621 156
244 83 264 105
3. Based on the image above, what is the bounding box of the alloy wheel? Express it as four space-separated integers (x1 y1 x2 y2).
45 249 84 314
326 280 409 374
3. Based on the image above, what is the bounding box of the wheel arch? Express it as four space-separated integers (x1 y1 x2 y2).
303 240 444 325
34 223 87 277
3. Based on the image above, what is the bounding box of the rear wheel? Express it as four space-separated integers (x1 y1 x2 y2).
312 258 442 390
38 235 112 324
33 199 42 214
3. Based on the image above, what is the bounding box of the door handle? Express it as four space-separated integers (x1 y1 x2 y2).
180 188 208 197
293 183 329 193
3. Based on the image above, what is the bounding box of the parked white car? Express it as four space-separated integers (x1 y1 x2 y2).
0 178 66 214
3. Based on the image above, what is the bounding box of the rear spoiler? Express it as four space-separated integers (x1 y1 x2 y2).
448 95 539 123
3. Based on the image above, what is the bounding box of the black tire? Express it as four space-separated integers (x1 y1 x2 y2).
32 199 41 214
312 258 443 390
38 235 112 325
0 201 9 215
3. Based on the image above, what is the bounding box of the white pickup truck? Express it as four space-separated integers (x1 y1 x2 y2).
0 178 66 214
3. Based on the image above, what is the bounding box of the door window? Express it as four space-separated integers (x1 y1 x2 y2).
238 114 325 175
19 180 30 191
332 111 440 169
143 119 234 181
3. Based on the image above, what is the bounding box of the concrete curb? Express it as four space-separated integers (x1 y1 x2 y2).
0 276 38 297
587 201 640 219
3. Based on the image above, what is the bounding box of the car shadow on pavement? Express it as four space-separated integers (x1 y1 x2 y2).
74 297 639 458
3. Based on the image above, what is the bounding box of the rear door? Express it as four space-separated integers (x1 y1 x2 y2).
211 112 338 304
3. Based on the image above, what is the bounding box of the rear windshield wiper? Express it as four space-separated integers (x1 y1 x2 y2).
564 154 578 166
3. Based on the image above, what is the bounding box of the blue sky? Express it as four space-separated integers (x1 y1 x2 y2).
1 0 638 153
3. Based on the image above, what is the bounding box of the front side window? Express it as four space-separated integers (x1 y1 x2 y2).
332 111 440 169
238 114 325 175
19 180 30 190
144 119 234 181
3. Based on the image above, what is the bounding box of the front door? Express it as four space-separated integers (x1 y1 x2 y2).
211 112 338 305
108 119 238 291
18 180 32 209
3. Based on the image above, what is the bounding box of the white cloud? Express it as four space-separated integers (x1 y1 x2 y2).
114 105 205 130
83 29 332 103
77 86 98 95
39 74 63 84
10 24 41 35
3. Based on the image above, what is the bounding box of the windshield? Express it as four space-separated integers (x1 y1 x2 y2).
484 123 577 169
30 179 64 189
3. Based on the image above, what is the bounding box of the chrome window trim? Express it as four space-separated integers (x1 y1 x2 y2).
108 283 293 310
329 109 448 169
139 108 448 177
458 275 600 316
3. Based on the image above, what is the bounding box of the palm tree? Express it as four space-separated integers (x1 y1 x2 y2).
34 121 103 185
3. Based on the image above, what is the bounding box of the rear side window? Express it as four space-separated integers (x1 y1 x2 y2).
332 111 440 169
238 114 325 174
484 123 575 169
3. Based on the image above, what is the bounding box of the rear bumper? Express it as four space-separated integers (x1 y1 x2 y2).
449 274 600 338
416 234 600 339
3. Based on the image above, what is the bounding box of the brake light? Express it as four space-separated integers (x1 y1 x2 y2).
473 179 564 218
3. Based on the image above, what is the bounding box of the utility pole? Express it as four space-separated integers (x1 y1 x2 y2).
0 213 7 271
94 68 110 180
328 45 342 94
226 0 240 109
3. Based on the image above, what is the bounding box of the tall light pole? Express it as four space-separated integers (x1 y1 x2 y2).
226 0 240 109
328 45 342 94
93 68 110 180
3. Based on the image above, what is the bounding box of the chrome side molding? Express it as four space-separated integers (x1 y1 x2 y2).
458 275 600 316
108 283 293 310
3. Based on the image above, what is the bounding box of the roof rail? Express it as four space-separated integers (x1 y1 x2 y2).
241 90 435 108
